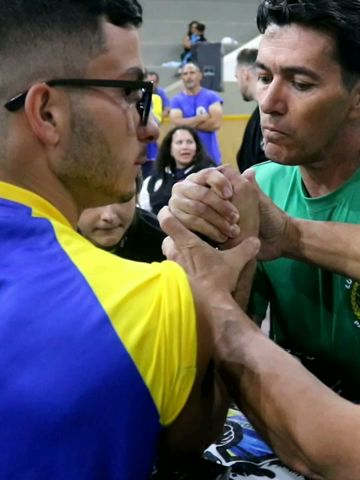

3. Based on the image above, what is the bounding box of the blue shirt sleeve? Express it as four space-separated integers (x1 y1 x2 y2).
170 94 183 110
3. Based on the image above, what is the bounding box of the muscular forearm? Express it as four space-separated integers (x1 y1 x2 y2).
284 217 360 280
210 295 360 479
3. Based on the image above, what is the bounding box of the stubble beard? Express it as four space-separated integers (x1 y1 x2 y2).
57 103 135 206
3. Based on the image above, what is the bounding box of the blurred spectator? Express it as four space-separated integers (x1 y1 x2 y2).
180 21 207 66
181 20 199 62
139 126 215 214
235 48 267 172
170 63 223 164
142 71 171 179
146 71 170 117
142 90 163 179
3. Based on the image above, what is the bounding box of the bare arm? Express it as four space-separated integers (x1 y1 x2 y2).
279 217 360 279
170 166 360 282
159 297 229 462
182 35 191 50
212 295 360 480
170 108 208 129
196 102 223 132
158 208 260 462
160 208 360 480
243 169 360 280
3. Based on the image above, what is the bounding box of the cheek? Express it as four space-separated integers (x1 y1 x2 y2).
78 214 97 237
170 144 180 159
190 144 197 157
296 104 345 146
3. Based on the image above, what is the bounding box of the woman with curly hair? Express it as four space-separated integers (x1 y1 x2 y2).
139 126 216 214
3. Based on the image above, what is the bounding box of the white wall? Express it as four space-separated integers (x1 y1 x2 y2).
223 35 262 82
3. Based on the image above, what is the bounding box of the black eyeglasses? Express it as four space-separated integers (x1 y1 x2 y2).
4 78 154 126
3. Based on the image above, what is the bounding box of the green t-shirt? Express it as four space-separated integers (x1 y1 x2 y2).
250 161 360 400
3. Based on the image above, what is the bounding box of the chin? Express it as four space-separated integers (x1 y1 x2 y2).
264 145 289 165
96 235 122 249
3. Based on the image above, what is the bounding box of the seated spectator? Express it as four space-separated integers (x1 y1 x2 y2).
180 21 207 67
78 194 166 263
139 126 215 214
181 21 199 61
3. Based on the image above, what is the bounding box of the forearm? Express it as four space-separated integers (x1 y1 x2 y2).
284 217 360 280
224 237 258 311
171 115 203 129
210 295 360 479
197 117 221 132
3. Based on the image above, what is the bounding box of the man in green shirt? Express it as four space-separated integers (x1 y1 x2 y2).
168 0 360 402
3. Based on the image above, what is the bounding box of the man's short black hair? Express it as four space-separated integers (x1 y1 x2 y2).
257 0 360 86
0 0 143 105
146 71 160 82
236 49 258 67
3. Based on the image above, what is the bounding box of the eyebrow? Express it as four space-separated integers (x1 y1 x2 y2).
255 61 321 82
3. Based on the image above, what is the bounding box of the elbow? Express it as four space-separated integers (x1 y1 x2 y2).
281 449 360 480
284 458 324 480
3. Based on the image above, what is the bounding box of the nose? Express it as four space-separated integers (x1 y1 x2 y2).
258 79 287 116
100 205 117 223
137 111 160 143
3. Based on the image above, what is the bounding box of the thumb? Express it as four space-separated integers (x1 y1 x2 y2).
242 168 269 203
242 167 257 184
161 236 174 259
223 236 260 272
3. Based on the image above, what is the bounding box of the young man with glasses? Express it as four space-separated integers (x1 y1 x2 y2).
0 1 261 478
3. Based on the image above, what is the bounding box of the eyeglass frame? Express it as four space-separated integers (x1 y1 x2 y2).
3 78 154 126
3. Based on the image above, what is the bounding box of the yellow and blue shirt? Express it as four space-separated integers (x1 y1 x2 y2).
0 181 197 479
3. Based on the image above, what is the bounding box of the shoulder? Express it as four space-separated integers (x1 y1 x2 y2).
147 172 166 193
249 107 260 122
199 88 223 104
23 216 197 427
170 92 186 106
253 160 291 179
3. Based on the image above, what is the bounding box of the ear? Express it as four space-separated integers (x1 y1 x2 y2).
24 83 65 145
348 80 360 120
243 68 251 82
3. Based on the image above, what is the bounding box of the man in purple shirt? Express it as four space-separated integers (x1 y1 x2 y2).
170 63 223 164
